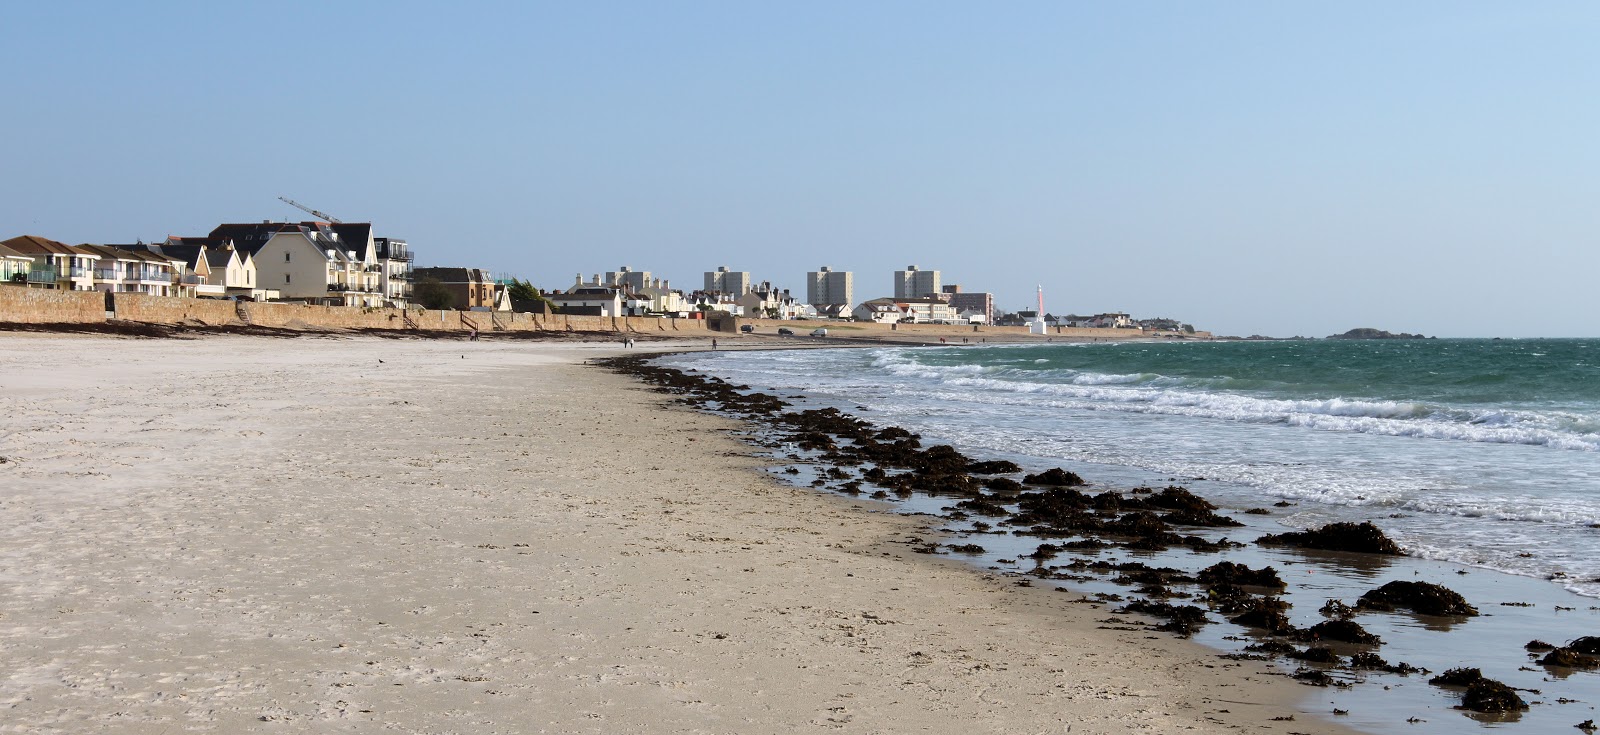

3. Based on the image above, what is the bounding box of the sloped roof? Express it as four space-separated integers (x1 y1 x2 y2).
1 235 87 256
0 242 35 260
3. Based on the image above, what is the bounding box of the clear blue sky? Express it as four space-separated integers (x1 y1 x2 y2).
5 1 1597 337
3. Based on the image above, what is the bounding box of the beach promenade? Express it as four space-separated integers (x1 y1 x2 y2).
0 335 1341 733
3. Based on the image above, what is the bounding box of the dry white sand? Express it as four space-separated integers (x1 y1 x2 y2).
0 334 1352 734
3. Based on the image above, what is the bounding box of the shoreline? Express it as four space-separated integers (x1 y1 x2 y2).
0 334 1344 733
643 343 1600 734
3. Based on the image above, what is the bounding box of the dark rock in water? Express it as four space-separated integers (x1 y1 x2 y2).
1289 646 1342 664
1568 636 1600 654
1327 327 1430 340
1244 507 1272 515
1198 561 1286 589
1463 678 1528 713
967 459 1022 475
1541 648 1600 669
1357 580 1479 616
1429 667 1483 687
1257 521 1404 555
1297 620 1382 645
1022 468 1085 487
1525 639 1556 652
947 543 986 554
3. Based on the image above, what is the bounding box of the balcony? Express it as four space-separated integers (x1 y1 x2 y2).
182 275 208 285
95 269 118 280
28 268 58 283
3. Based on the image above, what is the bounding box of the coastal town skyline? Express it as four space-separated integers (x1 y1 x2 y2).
6 3 1599 338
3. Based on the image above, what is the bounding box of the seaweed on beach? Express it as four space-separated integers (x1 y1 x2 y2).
1295 620 1382 645
1021 468 1085 487
1540 647 1600 669
1463 679 1528 713
1568 636 1600 655
1197 562 1286 589
1256 521 1405 555
1429 667 1483 686
1356 581 1479 616
1348 652 1419 674
1118 600 1209 637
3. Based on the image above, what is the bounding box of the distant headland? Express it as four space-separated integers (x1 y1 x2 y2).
1327 328 1432 340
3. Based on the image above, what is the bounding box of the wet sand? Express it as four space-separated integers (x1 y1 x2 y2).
0 334 1344 733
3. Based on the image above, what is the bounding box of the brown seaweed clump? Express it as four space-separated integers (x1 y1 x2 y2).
1569 636 1600 655
1256 521 1404 555
1462 679 1528 713
1197 561 1286 589
1021 468 1086 487
1348 652 1419 674
1540 648 1600 669
1296 620 1382 645
1428 667 1483 686
1356 580 1479 616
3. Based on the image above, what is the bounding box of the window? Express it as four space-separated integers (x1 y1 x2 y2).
285 251 291 262
285 274 291 284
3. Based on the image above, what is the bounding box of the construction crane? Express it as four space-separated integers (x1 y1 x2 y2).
277 196 342 224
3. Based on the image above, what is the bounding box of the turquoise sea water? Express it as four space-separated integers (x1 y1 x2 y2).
662 338 1600 595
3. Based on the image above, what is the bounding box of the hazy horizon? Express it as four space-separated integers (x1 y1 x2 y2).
5 2 1597 338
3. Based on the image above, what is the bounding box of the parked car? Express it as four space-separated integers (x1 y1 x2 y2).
810 328 828 337
777 327 795 336
740 324 754 333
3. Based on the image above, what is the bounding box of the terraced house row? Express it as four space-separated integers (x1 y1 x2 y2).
0 220 416 307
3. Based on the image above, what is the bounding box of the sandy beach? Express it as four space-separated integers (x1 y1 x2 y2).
0 334 1347 734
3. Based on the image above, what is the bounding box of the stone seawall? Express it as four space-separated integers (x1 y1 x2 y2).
0 287 106 324
0 288 714 335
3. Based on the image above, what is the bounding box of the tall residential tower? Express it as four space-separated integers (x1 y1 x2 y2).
805 266 854 308
893 265 940 299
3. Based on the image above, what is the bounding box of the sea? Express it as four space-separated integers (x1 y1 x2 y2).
664 338 1600 595
657 338 1600 732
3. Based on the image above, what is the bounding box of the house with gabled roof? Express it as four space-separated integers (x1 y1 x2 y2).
75 244 181 296
203 222 382 306
0 242 36 286
1 235 100 290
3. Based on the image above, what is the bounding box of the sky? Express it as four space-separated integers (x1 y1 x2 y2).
4 1 1598 337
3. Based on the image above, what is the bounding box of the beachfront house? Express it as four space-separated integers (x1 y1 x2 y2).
0 243 35 286
853 298 906 324
74 244 181 295
1 236 100 291
546 284 624 316
206 222 383 307
894 297 959 324
413 267 504 310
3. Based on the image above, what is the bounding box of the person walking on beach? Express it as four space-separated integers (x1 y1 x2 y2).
469 328 478 341
712 338 718 350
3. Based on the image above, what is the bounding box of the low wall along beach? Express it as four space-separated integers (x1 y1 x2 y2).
0 290 714 335
0 288 1207 340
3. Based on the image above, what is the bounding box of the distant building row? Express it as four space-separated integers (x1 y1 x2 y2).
0 220 417 307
